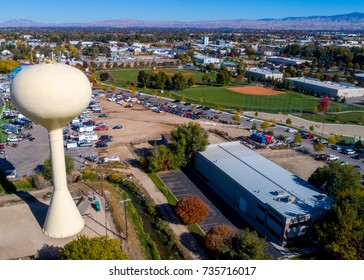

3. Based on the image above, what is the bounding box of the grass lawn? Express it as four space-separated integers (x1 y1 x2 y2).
148 173 177 206
300 111 364 126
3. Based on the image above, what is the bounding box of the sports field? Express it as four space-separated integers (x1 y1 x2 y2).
227 86 285 96
99 69 360 114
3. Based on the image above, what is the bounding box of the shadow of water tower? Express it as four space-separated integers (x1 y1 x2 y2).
11 63 92 238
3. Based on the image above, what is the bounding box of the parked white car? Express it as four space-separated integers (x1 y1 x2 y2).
7 136 21 142
286 127 298 133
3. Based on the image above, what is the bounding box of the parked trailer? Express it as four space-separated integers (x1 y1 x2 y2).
78 125 94 133
78 133 98 141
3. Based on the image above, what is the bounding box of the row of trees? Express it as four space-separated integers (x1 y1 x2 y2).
137 70 194 90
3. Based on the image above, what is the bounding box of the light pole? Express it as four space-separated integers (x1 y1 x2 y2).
120 199 130 240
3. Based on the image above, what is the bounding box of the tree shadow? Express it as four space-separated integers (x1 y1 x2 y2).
37 244 61 260
0 169 48 228
179 232 209 259
155 203 180 224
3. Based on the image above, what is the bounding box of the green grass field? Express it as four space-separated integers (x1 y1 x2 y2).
98 69 362 123
300 112 364 125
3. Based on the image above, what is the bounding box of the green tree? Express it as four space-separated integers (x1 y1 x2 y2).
59 235 127 260
285 118 292 125
260 121 270 131
201 74 211 85
171 122 209 167
142 145 179 173
315 190 364 260
328 136 337 145
294 133 303 143
229 229 272 260
171 73 187 90
354 140 363 151
308 162 361 198
42 156 74 181
232 112 240 122
336 106 342 112
313 106 318 114
216 67 231 86
309 125 315 131
187 77 195 87
251 122 257 130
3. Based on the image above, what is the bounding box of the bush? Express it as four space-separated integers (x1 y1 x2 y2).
286 118 292 124
13 178 33 190
175 195 209 225
81 169 99 181
309 125 315 131
31 173 48 189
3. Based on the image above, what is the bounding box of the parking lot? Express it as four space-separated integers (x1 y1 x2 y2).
158 169 247 232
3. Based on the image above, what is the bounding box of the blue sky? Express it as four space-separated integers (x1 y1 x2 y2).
1 0 363 23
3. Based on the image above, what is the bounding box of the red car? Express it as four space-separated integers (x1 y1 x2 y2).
95 125 109 131
304 134 315 139
0 144 4 150
83 120 96 125
95 140 108 148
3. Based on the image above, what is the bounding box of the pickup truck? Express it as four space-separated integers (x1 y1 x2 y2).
328 154 339 161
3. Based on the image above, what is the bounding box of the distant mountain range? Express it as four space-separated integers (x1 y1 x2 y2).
1 13 364 30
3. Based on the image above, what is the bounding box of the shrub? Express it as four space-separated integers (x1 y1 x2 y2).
31 173 48 189
286 118 292 124
81 169 99 181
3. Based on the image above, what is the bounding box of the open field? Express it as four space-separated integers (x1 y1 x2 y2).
299 111 364 125
227 85 285 96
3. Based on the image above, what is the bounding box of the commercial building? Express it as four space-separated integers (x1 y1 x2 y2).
354 73 364 83
286 77 364 98
193 53 221 64
202 36 209 46
194 142 334 246
266 56 311 66
245 68 283 81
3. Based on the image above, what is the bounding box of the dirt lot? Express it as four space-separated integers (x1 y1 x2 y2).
257 149 326 180
94 97 323 179
228 85 285 96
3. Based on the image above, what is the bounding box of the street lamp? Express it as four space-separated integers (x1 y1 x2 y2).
120 199 130 240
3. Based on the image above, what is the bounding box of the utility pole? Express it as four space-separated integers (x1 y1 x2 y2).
120 199 131 240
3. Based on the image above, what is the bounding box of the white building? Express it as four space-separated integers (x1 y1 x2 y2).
194 142 334 246
246 68 283 81
193 53 220 64
286 77 364 98
267 56 311 66
202 36 209 46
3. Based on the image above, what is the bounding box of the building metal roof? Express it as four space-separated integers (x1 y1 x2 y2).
286 77 361 91
198 142 334 219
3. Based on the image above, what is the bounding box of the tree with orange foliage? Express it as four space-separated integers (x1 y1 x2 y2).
204 225 234 257
175 195 209 225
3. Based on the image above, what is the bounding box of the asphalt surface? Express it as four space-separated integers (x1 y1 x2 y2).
158 169 244 233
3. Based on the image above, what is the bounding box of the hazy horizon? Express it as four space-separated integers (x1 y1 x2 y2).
0 0 363 23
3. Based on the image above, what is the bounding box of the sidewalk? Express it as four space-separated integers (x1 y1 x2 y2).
244 111 364 138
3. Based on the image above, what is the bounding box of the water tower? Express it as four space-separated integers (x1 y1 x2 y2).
11 63 92 238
